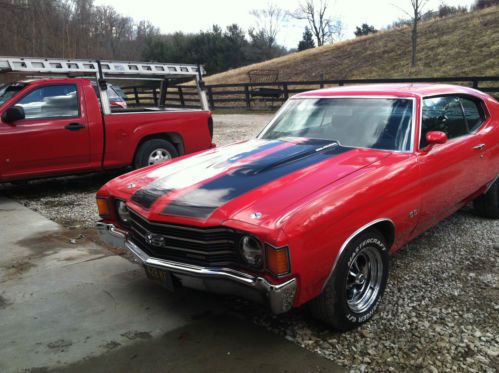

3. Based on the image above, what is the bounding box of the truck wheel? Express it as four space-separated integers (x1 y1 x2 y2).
473 178 499 219
134 139 178 169
309 229 389 331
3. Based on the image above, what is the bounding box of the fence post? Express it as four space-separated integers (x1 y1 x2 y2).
472 79 479 89
207 86 215 110
133 87 139 105
320 73 325 89
178 86 185 107
152 88 158 106
244 84 251 109
283 83 289 101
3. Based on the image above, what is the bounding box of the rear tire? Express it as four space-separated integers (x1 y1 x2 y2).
309 229 389 331
473 178 499 219
134 139 178 169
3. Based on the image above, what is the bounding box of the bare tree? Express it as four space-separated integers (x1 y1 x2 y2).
291 0 342 46
396 0 429 67
250 1 287 48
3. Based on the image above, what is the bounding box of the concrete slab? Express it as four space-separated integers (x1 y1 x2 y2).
55 314 343 373
0 197 224 372
0 196 343 372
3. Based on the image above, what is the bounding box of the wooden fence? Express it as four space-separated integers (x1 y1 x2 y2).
122 76 499 110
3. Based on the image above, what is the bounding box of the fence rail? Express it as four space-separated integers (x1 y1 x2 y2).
122 76 499 110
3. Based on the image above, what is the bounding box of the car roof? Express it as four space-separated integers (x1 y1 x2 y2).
294 83 491 100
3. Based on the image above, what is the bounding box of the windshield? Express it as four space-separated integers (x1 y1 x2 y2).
0 83 25 106
259 97 414 151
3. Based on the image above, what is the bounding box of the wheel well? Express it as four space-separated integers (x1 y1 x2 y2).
135 133 185 158
320 218 396 292
369 220 396 249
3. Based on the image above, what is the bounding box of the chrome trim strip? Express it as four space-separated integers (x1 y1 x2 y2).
321 218 395 292
126 239 255 284
485 174 499 193
96 222 127 248
109 109 206 116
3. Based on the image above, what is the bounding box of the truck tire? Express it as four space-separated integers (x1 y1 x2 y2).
473 178 499 219
309 229 389 331
134 139 178 169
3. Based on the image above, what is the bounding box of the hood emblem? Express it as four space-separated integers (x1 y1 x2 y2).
127 183 137 189
251 212 263 219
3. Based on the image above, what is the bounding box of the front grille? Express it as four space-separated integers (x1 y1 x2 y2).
128 209 244 267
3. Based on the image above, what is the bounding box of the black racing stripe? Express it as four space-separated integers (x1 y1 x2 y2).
129 140 283 209
130 187 174 209
163 140 350 219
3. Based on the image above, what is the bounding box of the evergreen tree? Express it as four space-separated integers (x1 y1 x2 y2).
298 27 315 51
354 24 378 37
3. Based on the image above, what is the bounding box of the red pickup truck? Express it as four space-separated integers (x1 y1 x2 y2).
0 77 214 183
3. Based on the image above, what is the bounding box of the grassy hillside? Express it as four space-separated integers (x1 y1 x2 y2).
205 6 499 85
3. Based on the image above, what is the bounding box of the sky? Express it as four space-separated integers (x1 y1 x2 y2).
94 0 476 49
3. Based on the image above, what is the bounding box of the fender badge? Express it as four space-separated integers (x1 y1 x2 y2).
127 183 137 189
251 212 263 219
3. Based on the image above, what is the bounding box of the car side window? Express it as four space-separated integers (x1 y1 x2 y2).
420 96 468 148
15 84 79 120
460 97 485 132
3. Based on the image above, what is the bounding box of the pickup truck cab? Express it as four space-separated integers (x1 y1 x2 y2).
0 72 213 183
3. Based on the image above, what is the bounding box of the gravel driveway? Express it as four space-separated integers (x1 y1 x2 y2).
2 114 498 372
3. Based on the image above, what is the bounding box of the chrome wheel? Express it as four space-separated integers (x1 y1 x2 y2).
346 246 383 313
147 148 171 165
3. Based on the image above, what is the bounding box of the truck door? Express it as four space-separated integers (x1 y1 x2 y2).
1 83 92 179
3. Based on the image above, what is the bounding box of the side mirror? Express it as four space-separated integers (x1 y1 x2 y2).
1 106 25 123
426 131 448 145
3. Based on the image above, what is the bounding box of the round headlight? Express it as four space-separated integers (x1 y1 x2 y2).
240 235 263 267
116 200 131 224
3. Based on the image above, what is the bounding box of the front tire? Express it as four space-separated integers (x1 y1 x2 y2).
473 178 499 219
134 139 178 169
309 229 389 331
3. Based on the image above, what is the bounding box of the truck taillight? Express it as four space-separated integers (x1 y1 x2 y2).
208 116 213 139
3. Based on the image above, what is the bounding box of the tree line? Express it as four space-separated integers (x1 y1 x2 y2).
0 0 287 75
0 0 497 76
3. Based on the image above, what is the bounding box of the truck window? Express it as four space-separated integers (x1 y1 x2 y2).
0 83 25 106
15 84 79 120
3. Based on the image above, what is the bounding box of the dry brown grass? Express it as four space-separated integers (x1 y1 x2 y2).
205 6 499 85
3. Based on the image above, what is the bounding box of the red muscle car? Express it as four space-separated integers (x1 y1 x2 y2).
96 84 499 330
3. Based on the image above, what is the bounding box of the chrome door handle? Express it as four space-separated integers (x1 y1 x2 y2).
473 144 486 150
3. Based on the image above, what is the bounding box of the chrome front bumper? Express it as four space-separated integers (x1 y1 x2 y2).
96 222 297 314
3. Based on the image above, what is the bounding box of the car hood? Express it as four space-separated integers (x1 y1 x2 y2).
110 138 392 227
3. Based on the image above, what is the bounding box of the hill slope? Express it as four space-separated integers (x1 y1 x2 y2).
205 6 499 85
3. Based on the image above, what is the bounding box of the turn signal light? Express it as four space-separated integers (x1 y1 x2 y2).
265 245 290 276
96 197 111 218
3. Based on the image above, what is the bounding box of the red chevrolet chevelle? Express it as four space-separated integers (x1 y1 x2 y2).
96 84 499 330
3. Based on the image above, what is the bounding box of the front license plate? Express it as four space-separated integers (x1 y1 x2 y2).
144 265 175 291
